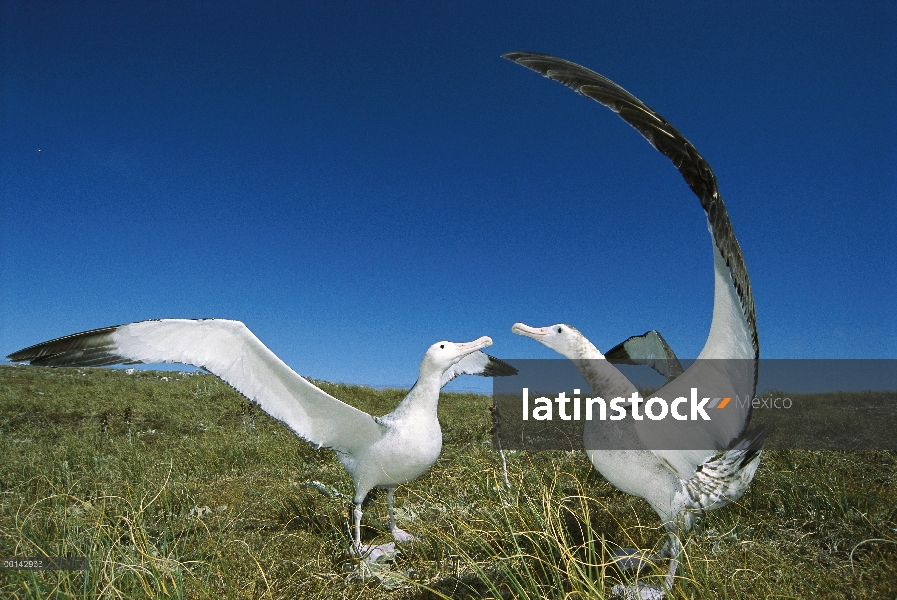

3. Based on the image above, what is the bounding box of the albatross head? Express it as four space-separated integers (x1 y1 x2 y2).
421 336 493 373
512 322 599 360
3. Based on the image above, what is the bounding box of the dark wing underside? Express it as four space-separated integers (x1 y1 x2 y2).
605 330 684 381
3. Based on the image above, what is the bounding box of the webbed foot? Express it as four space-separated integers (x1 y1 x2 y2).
390 527 415 543
610 583 666 600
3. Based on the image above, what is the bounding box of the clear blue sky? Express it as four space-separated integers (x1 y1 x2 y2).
2 2 895 392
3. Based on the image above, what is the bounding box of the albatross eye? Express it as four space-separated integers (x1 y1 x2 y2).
557 327 562 333
440 344 444 349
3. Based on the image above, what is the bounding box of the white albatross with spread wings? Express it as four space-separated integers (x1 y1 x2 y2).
6 318 517 552
505 52 765 597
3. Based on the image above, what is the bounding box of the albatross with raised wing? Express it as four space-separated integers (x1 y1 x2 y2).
505 52 764 598
7 318 517 553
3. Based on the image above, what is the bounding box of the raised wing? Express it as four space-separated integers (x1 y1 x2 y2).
502 52 758 364
503 53 761 478
7 319 384 456
441 351 518 388
605 330 684 381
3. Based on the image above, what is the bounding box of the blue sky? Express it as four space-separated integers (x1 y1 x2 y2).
2 1 895 392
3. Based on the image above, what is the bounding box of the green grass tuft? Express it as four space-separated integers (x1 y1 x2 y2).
1 365 895 598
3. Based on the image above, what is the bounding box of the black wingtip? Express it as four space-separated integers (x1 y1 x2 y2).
730 424 767 466
501 51 550 62
5 325 124 367
7 348 38 363
485 355 518 377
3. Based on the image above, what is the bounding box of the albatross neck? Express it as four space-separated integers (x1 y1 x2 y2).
391 369 442 419
565 336 637 400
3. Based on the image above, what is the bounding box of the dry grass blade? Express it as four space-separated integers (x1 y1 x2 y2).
1 365 895 598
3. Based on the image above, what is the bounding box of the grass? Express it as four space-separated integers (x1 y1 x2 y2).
1 364 895 598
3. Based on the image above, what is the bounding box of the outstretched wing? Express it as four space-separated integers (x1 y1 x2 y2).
503 53 761 478
605 330 684 381
7 319 384 456
502 52 758 364
441 352 518 388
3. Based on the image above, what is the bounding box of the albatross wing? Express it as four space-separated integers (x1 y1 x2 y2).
440 351 518 388
605 330 684 381
502 52 758 364
503 52 760 477
6 319 384 457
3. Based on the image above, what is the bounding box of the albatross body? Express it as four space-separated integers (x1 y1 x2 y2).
505 52 764 595
6 318 517 551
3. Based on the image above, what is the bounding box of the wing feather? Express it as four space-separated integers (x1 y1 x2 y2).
440 352 518 388
7 319 384 456
502 52 758 362
503 53 762 477
605 330 684 381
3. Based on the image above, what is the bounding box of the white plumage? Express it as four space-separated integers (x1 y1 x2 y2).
505 52 764 597
7 318 517 551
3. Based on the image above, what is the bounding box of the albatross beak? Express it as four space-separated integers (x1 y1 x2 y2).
453 336 492 355
511 323 548 340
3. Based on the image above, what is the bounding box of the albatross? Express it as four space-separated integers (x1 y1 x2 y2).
505 52 764 596
6 318 517 552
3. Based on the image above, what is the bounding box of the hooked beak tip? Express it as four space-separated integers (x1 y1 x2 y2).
512 323 544 338
458 336 492 354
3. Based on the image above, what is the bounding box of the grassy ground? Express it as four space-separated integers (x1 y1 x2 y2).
1 364 895 599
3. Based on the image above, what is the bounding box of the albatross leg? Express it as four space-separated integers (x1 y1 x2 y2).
663 533 681 592
353 503 365 553
387 488 414 543
352 486 374 555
